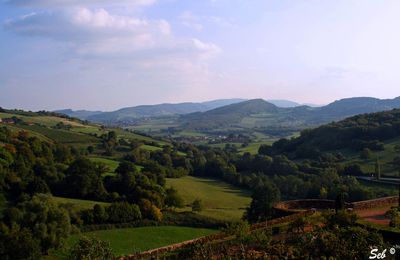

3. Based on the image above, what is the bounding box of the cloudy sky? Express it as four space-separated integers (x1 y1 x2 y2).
1 0 400 111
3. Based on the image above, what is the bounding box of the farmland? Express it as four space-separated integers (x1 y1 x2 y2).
52 197 110 211
56 226 217 257
166 176 251 221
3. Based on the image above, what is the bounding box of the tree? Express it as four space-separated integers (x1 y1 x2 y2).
0 224 41 260
165 187 184 209
64 158 107 199
245 182 280 223
374 158 381 180
360 148 372 159
93 204 108 224
258 144 272 155
192 199 203 212
69 236 114 260
5 194 71 254
106 202 141 223
335 193 345 213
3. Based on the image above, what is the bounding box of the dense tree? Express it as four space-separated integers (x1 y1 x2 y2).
0 224 41 260
63 158 107 199
245 181 280 223
106 202 141 223
4 194 71 254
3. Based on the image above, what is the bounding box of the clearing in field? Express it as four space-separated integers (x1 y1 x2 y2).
52 196 110 211
166 176 251 221
62 226 217 257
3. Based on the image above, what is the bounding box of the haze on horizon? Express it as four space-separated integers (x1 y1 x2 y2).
1 0 400 111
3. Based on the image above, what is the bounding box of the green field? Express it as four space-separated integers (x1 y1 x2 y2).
166 176 251 221
52 197 110 211
341 137 400 177
17 124 98 144
58 226 217 257
89 157 120 176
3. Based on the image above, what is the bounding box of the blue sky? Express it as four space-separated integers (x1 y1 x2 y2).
1 0 400 111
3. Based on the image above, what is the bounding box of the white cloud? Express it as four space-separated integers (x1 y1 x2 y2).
5 7 221 60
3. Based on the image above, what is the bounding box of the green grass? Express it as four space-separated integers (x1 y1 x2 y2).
52 197 109 211
89 157 120 174
141 144 162 151
59 226 217 257
17 124 98 144
166 176 251 221
88 157 143 176
341 137 400 177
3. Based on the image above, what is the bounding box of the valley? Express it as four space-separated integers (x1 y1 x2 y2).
0 104 399 259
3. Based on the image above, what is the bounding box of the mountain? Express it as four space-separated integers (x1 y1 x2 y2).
267 99 300 108
54 109 103 120
57 99 245 123
308 96 400 123
180 99 280 128
178 96 400 130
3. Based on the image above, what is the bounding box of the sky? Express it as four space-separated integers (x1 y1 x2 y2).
1 0 400 111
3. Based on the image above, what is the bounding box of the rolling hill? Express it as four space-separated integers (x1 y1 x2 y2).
178 96 400 130
57 99 246 123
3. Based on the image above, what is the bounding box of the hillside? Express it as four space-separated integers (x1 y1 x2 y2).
180 99 280 129
55 109 103 120
177 96 400 131
58 99 246 123
308 96 400 123
272 108 400 156
0 109 168 150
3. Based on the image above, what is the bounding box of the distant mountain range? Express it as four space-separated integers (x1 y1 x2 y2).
55 98 316 121
56 97 400 131
179 96 400 130
56 99 246 121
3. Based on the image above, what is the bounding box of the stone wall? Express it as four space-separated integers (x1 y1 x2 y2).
121 211 313 260
350 196 398 210
273 199 337 213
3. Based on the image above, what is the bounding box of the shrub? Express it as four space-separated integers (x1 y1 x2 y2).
106 202 142 223
69 236 114 260
192 199 203 212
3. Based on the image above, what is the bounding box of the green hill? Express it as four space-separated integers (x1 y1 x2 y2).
166 176 251 221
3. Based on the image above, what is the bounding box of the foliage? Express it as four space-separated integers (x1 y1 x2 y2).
69 236 114 260
386 207 400 228
165 187 184 209
4 194 71 254
0 224 41 260
192 199 203 212
245 181 280 223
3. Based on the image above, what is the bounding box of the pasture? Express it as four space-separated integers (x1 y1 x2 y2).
52 196 110 211
166 176 251 221
59 226 217 257
341 137 400 177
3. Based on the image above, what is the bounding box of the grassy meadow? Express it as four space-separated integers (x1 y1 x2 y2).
54 226 217 257
52 197 110 211
340 137 400 177
166 176 251 221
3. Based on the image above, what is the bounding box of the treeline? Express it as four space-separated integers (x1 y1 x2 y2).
173 142 391 203
268 109 400 158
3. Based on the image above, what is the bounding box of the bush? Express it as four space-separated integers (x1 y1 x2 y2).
107 202 142 223
192 199 203 212
69 236 114 260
